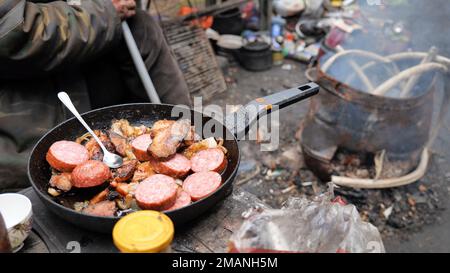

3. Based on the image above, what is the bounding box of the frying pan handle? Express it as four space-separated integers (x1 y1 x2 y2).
225 82 319 140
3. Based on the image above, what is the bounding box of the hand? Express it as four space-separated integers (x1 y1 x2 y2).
111 0 136 20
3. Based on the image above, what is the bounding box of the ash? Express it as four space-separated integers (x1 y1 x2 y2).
209 59 450 252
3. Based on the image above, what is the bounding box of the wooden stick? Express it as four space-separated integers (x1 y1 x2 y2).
371 62 448 96
387 52 450 67
344 59 401 88
321 49 394 72
399 47 438 97
321 47 398 92
335 46 375 91
331 148 430 189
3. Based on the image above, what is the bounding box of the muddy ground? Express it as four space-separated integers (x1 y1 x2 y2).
208 58 450 253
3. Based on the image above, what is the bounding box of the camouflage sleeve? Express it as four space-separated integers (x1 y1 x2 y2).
0 0 122 78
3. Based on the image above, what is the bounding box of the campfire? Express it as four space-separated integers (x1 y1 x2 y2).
301 12 450 189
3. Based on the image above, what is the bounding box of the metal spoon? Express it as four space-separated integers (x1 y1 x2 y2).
57 92 123 168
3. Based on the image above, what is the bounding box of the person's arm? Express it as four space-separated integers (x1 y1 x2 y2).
0 0 134 79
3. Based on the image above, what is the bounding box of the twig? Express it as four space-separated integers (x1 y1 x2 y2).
344 58 401 89
371 63 448 96
331 148 430 189
331 46 375 91
281 185 297 194
400 47 438 97
236 165 261 186
322 47 398 92
321 48 395 73
387 52 450 67
374 149 385 180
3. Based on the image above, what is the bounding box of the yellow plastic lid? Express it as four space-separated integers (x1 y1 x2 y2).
113 210 174 253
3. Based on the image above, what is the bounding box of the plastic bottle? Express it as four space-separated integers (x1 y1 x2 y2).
283 32 296 57
271 16 286 65
271 15 286 47
272 36 285 66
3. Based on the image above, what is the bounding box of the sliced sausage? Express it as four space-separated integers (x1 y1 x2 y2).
49 172 72 192
46 140 89 172
82 200 117 217
71 160 111 188
165 189 192 211
131 134 152 161
151 153 191 178
182 171 222 201
135 174 178 211
190 148 227 173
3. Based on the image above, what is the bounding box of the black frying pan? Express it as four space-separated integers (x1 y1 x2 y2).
27 83 319 233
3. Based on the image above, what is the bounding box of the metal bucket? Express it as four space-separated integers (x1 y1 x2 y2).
301 67 436 181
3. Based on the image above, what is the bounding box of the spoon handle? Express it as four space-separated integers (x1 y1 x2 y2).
57 92 108 153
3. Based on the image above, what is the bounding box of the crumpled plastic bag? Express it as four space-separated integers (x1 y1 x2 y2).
229 185 385 253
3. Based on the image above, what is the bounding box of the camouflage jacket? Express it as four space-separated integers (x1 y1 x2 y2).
0 0 122 190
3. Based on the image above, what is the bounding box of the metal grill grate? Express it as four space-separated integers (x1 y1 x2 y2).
162 22 227 100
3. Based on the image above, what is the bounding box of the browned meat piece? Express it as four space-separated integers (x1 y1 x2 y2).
132 161 155 182
115 182 138 197
85 137 103 161
109 131 129 157
184 126 201 146
99 131 116 153
113 159 138 182
183 137 218 159
49 172 73 192
150 120 175 137
82 201 117 217
110 119 135 138
83 131 115 161
148 119 191 159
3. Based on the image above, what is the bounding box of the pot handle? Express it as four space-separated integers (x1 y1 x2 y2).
225 82 319 140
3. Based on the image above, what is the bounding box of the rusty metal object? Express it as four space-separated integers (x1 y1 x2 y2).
162 22 227 101
301 66 435 181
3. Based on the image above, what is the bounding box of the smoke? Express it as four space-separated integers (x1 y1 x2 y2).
320 0 450 97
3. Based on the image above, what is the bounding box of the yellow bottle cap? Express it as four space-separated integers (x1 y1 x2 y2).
113 210 174 253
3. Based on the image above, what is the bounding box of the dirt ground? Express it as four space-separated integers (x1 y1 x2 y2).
207 59 450 253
